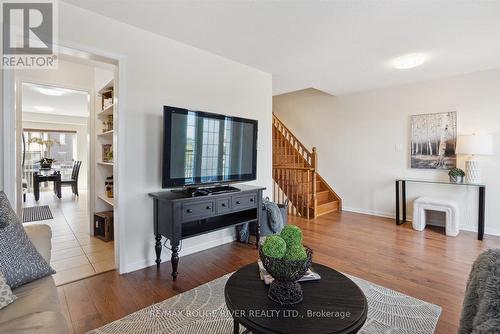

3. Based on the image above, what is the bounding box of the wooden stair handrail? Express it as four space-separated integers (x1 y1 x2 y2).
272 165 315 171
273 113 313 165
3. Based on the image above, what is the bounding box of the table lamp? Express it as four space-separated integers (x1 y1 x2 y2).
456 134 493 184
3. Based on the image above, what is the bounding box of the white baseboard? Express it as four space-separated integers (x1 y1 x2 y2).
122 234 237 274
460 225 500 237
342 206 395 220
342 206 500 237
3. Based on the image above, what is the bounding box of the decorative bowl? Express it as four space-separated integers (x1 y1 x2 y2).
259 246 312 305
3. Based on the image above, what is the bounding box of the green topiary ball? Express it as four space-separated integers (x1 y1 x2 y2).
262 235 287 259
280 225 303 247
283 244 307 261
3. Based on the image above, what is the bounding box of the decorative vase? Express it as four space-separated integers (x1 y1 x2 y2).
259 246 312 305
449 175 464 184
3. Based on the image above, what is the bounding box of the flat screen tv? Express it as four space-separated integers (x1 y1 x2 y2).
162 106 258 188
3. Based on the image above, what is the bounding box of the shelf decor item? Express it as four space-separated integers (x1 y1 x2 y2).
102 144 113 162
106 115 113 132
456 134 493 184
103 98 113 109
259 225 312 305
105 176 114 198
93 211 114 242
448 168 465 183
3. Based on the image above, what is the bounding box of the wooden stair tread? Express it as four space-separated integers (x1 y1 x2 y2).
317 196 334 206
316 200 339 216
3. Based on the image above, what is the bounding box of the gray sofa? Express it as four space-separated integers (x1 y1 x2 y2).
0 224 70 334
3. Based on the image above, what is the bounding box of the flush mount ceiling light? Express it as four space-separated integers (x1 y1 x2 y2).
37 87 67 96
33 106 55 112
391 53 428 70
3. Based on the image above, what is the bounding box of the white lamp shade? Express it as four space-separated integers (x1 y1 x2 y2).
456 134 493 155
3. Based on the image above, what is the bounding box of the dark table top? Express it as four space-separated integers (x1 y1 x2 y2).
225 262 368 334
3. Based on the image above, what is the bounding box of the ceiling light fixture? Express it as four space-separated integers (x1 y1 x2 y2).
391 53 428 70
33 106 55 112
37 87 67 96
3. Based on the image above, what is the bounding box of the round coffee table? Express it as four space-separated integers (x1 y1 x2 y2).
225 263 367 334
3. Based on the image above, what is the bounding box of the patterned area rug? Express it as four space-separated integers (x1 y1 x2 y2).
87 272 441 334
22 205 53 223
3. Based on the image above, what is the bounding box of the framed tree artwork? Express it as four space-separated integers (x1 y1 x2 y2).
410 111 457 169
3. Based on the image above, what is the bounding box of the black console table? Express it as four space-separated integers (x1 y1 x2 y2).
395 178 485 240
149 184 265 280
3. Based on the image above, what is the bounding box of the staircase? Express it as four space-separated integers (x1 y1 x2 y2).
272 113 341 219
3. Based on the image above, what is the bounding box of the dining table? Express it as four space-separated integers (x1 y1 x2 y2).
33 166 62 201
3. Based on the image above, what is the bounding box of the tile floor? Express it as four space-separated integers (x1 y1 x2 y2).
24 188 115 286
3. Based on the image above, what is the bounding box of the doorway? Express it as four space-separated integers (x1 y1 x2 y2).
14 56 119 285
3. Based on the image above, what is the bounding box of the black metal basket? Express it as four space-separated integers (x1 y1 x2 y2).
259 246 313 305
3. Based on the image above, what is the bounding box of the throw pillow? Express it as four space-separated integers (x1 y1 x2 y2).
0 209 55 288
0 272 17 309
0 221 56 288
0 191 18 228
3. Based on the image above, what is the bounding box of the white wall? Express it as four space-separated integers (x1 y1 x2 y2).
17 59 95 92
57 3 273 273
273 69 500 236
22 113 89 190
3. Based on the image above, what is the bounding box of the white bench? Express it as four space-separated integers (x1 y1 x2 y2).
413 197 460 236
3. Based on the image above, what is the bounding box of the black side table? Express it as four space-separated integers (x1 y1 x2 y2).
225 263 367 334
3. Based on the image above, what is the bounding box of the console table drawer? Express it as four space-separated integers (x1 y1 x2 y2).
216 197 231 214
182 200 215 221
232 193 257 210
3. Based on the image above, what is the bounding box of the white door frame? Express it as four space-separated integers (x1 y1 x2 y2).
2 70 17 206
2 42 127 274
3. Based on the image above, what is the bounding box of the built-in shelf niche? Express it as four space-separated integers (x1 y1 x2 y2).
95 79 116 212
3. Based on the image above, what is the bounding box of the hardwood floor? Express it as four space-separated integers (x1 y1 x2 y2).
57 211 500 334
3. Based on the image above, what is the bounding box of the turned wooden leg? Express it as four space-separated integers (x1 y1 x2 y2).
171 244 180 281
155 234 162 268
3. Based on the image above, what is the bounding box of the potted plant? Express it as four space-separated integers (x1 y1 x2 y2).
38 158 56 169
259 225 312 305
28 136 59 157
449 167 465 183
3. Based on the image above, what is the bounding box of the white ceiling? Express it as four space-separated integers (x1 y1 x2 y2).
63 0 500 95
22 83 89 117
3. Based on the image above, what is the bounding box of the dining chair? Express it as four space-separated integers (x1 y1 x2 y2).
60 161 82 196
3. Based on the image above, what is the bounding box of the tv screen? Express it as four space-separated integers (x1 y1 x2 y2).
162 106 258 188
